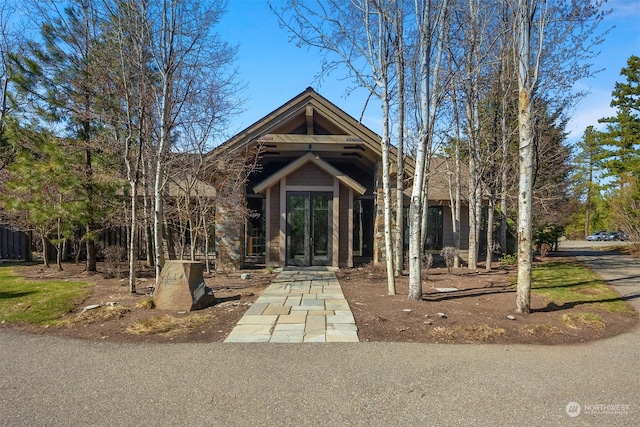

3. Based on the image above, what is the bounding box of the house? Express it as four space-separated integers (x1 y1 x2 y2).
210 87 470 270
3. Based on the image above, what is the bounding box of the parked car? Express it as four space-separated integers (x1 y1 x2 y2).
587 231 608 241
605 231 629 241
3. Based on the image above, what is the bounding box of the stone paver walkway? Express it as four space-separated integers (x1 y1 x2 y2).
224 268 359 343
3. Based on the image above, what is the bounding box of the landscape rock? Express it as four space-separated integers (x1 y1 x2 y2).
153 261 216 311
506 315 516 320
81 304 101 313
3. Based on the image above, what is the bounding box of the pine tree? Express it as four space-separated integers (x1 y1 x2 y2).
1 123 87 269
599 55 640 241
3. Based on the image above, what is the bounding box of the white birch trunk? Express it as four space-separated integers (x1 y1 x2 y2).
381 84 395 294
393 4 405 277
449 86 462 268
467 154 479 270
485 194 495 270
515 0 535 314
128 180 138 292
409 0 448 300
516 92 533 313
153 152 165 282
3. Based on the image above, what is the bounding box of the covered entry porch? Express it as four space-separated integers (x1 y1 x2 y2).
252 152 366 268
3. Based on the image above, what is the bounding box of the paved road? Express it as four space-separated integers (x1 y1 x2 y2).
1 244 639 426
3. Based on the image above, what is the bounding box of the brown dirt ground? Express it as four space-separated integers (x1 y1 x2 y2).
2 255 638 345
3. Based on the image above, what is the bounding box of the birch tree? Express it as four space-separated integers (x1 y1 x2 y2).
274 0 398 293
145 0 235 280
99 0 154 292
393 0 407 277
511 0 607 313
408 0 449 300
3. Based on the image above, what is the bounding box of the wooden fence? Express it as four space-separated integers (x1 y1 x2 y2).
0 225 32 261
0 224 215 264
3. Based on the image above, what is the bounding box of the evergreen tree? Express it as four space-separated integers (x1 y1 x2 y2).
571 126 606 237
9 0 106 271
599 55 640 240
1 122 88 269
599 55 640 181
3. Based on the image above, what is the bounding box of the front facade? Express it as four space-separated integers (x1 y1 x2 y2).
212 88 469 270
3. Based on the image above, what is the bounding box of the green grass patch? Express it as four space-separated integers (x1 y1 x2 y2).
0 265 93 325
530 261 635 314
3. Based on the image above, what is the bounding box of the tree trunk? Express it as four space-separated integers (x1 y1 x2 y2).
409 128 428 300
394 7 405 277
142 157 154 267
449 87 462 268
516 88 534 314
154 157 165 282
84 147 97 272
485 194 495 270
41 234 50 268
585 162 592 238
203 213 211 274
128 181 138 293
85 223 97 272
381 86 395 295
56 242 63 271
515 0 534 314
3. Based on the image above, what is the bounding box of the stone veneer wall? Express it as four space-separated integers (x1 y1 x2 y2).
214 188 245 271
372 162 400 265
339 183 350 267
268 182 281 265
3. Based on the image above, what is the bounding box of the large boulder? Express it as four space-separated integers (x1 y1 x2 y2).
153 261 216 311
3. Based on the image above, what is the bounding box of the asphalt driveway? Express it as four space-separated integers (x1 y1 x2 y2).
1 243 638 426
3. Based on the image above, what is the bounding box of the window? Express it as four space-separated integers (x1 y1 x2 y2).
353 198 373 258
246 197 265 256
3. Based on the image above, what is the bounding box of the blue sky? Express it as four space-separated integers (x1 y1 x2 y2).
219 0 640 143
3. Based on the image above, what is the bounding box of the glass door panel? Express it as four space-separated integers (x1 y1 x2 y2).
312 194 330 264
286 192 332 266
287 194 309 266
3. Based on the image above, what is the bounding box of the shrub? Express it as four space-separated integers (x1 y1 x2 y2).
499 253 518 269
439 246 458 273
533 224 565 252
102 245 126 279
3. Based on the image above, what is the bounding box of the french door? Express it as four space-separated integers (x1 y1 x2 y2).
286 192 332 266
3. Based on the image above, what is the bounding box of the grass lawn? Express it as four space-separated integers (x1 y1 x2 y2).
0 264 93 325
532 261 635 314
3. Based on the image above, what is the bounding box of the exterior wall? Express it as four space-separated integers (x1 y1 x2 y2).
267 182 281 265
441 204 470 250
265 162 342 267
372 161 400 265
214 199 245 270
286 162 334 187
338 183 351 267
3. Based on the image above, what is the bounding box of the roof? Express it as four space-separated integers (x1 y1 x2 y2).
209 87 414 175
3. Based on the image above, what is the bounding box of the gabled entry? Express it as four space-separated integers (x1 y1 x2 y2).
253 152 366 268
211 88 389 270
